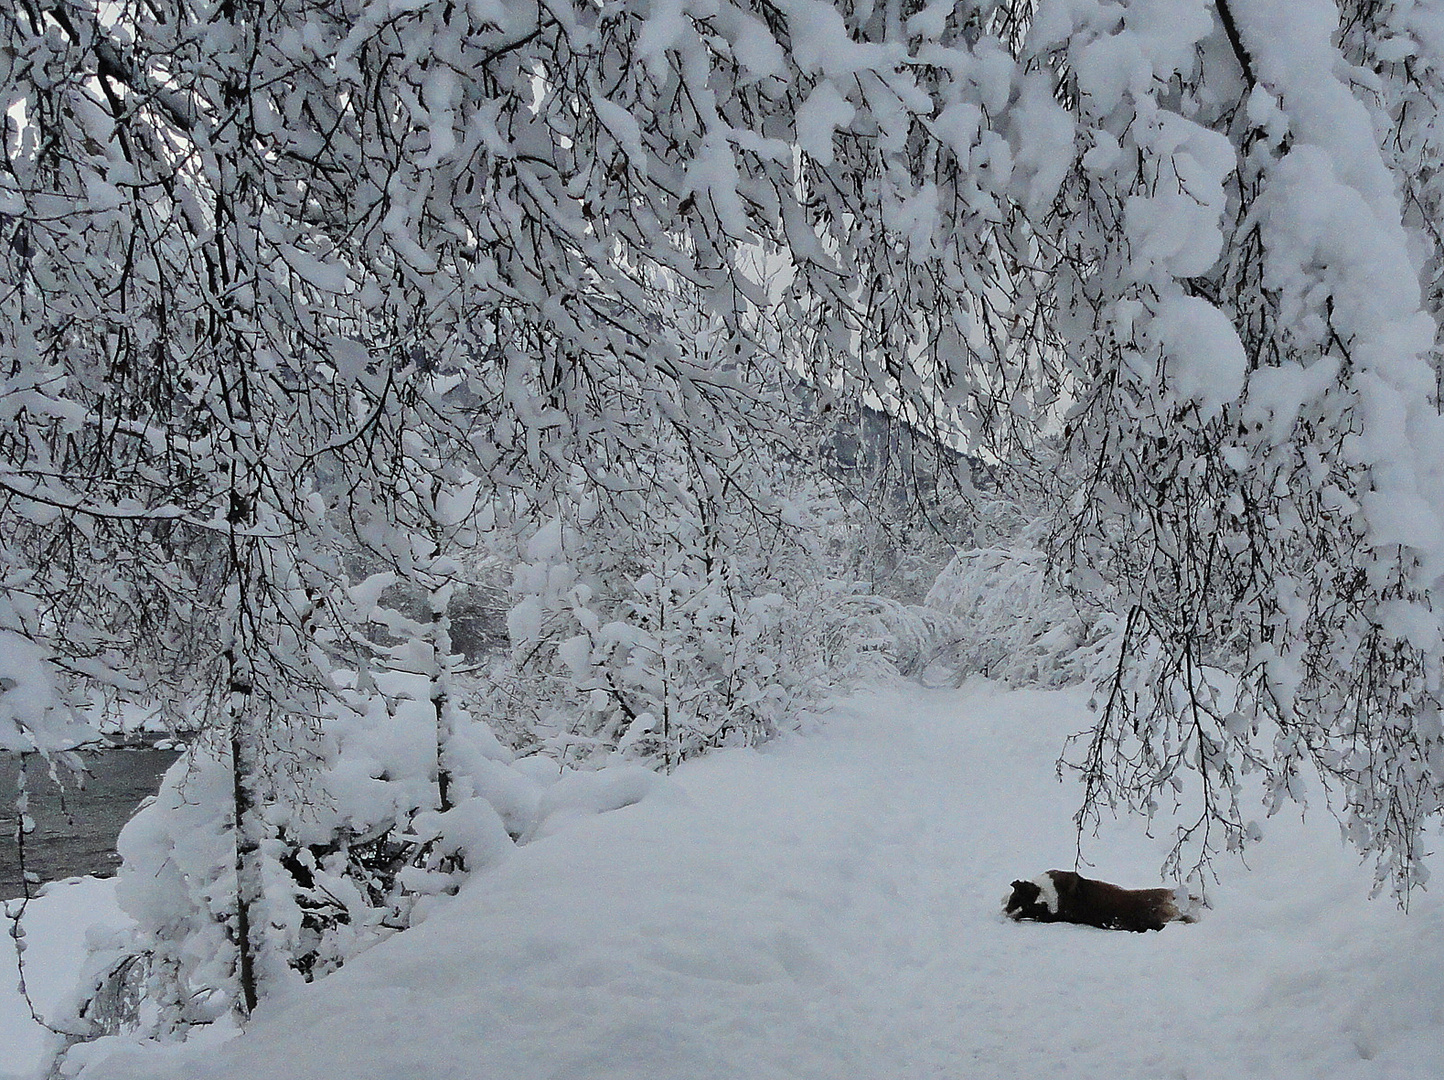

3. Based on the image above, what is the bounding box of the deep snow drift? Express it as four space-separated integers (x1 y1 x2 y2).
14 680 1444 1079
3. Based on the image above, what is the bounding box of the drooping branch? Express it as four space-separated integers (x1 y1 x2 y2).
1215 0 1256 89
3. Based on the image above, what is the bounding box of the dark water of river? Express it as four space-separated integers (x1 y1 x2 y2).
0 747 182 901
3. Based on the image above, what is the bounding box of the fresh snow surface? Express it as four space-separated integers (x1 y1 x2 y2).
29 681 1444 1079
2 876 129 1080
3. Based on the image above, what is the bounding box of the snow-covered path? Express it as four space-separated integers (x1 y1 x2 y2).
61 682 1444 1079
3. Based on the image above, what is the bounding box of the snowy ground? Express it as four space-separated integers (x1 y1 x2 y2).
3 876 129 1080
12 680 1444 1079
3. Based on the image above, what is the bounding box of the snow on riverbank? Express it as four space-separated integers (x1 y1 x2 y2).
2 877 130 1080
21 680 1444 1079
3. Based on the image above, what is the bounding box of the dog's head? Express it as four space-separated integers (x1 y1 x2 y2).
1003 878 1047 920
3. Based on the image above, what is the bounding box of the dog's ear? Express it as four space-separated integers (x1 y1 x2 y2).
1010 880 1028 891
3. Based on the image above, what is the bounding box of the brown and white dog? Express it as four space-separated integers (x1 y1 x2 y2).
1003 869 1199 933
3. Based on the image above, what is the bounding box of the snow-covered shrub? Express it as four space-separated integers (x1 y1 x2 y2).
920 548 1110 688
54 659 726 1060
480 477 904 768
58 678 528 1041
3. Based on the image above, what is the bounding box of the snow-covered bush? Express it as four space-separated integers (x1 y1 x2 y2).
920 548 1110 688
479 468 906 768
53 680 520 1040
51 672 690 1050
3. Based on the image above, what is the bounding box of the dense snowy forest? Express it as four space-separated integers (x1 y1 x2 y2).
8 0 1444 1064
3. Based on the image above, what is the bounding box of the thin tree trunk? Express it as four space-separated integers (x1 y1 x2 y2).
430 580 455 815
226 650 263 1016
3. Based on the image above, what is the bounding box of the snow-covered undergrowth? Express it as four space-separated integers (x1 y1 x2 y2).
475 494 920 765
920 548 1114 687
26 680 1444 1080
53 677 682 1038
